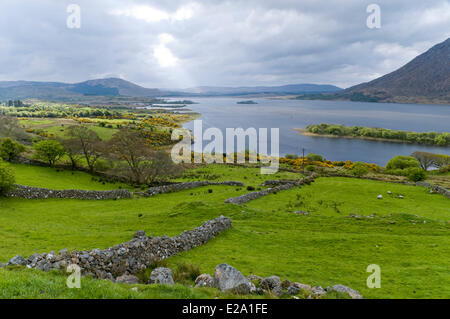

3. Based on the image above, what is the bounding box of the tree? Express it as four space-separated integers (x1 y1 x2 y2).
108 129 182 184
0 116 29 141
432 154 450 168
108 129 153 183
144 150 183 184
386 155 420 170
59 137 82 170
411 151 436 171
33 140 66 167
0 159 15 195
0 138 26 161
66 125 104 173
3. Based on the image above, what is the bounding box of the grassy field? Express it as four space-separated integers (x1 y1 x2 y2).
5 163 130 190
44 124 118 141
0 164 448 299
0 267 223 299
179 164 302 183
19 118 118 141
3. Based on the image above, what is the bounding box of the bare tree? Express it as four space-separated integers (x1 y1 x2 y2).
108 129 182 184
412 151 439 171
432 154 450 168
66 125 104 173
144 150 183 185
108 129 153 183
0 116 29 141
59 137 83 170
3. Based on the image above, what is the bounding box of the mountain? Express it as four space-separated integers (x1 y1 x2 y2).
0 78 163 100
181 84 341 96
338 38 450 104
70 78 162 97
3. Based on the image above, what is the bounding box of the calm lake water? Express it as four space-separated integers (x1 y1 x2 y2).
174 97 450 166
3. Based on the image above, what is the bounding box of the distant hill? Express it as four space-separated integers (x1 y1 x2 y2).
70 78 162 97
0 78 341 100
0 78 163 100
181 84 341 96
297 38 450 105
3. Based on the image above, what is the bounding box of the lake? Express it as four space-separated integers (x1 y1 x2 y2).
175 97 450 166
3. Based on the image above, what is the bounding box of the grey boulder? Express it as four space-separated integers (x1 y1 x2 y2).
261 276 282 290
213 263 250 294
7 255 26 266
331 284 363 299
195 274 214 287
149 267 174 285
116 274 140 284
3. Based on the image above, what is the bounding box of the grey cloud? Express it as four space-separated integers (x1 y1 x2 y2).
0 0 448 88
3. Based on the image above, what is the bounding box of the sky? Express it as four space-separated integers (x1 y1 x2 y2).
0 0 449 89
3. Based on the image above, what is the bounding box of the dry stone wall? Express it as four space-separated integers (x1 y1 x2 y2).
144 181 244 196
225 174 317 204
416 181 450 198
6 184 131 200
3 216 232 280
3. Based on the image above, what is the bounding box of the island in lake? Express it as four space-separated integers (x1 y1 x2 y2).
237 100 258 104
296 123 450 147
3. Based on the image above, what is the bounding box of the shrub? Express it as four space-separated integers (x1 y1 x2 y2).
0 160 15 195
172 263 201 284
0 138 26 161
285 154 298 159
386 156 420 170
306 165 315 172
247 186 255 191
306 153 323 162
351 162 370 176
407 168 426 182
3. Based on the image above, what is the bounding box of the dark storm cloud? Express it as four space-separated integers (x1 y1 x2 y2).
0 0 448 88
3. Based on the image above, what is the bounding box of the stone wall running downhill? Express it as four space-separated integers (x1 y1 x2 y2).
225 174 317 205
6 184 132 200
144 181 244 196
3 216 232 280
416 181 450 198
260 179 302 187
